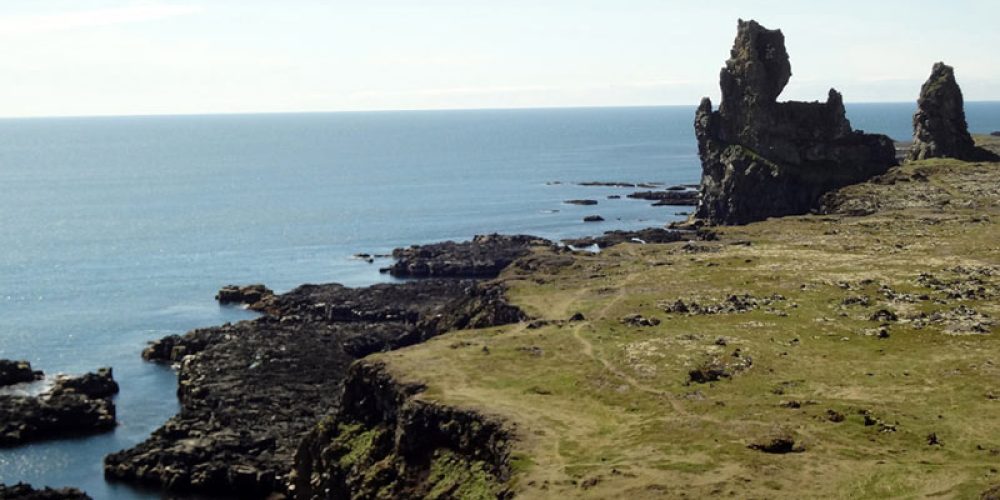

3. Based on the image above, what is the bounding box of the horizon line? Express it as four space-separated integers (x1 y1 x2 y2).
2 100 998 121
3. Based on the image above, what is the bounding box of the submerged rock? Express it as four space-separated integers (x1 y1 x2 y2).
693 19 896 225
908 62 999 162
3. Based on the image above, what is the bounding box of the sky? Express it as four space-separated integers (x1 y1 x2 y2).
1 0 998 117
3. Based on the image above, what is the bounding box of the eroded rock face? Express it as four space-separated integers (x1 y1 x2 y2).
909 62 999 162
290 361 512 500
694 19 897 225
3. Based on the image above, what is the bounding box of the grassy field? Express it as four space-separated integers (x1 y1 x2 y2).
372 145 1000 498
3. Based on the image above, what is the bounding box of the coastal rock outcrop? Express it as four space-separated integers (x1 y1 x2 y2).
215 283 274 308
0 483 91 500
107 278 528 497
382 234 551 279
290 361 512 500
694 19 897 225
908 62 999 162
0 360 42 387
1 369 119 447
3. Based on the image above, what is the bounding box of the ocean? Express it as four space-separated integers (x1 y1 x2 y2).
1 103 998 498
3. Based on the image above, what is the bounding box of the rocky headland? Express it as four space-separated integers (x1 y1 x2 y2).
104 269 530 497
693 19 897 225
1 365 119 447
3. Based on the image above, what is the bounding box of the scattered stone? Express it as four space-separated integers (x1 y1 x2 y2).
688 349 753 383
516 346 545 357
621 314 661 327
583 215 605 222
826 409 846 423
909 62 999 162
870 309 899 322
748 430 804 454
693 20 896 225
0 483 91 500
982 484 1000 500
564 199 598 206
927 432 941 446
663 294 786 316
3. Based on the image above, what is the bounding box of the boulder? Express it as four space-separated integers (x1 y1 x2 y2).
694 19 897 225
908 62 999 161
583 215 605 222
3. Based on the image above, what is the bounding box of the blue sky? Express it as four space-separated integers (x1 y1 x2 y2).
1 0 998 117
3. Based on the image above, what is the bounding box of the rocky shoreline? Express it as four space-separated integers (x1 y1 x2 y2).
103 245 535 497
1 364 119 447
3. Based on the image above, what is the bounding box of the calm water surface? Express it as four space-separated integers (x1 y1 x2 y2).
1 103 998 497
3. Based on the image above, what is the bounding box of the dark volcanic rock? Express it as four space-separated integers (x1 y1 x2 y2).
693 19 897 225
564 199 598 205
0 360 42 387
562 228 695 248
51 367 119 399
908 62 1000 162
627 190 699 206
107 279 527 498
291 361 512 499
383 234 551 279
582 215 605 222
1 370 119 447
215 284 274 308
0 483 91 500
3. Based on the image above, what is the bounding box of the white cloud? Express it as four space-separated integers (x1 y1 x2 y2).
0 3 201 37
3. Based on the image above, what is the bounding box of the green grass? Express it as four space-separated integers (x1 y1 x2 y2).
373 158 1000 498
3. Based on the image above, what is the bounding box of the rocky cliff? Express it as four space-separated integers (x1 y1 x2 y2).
909 62 999 162
694 19 897 225
290 361 512 500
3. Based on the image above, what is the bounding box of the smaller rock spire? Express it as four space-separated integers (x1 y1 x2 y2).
908 62 997 161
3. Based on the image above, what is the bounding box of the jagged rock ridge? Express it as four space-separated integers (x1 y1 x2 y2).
908 62 999 162
694 19 897 225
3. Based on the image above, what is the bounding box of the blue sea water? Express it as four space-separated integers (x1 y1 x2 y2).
0 103 998 498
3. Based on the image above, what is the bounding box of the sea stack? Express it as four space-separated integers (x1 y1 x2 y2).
908 62 998 161
694 19 897 225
